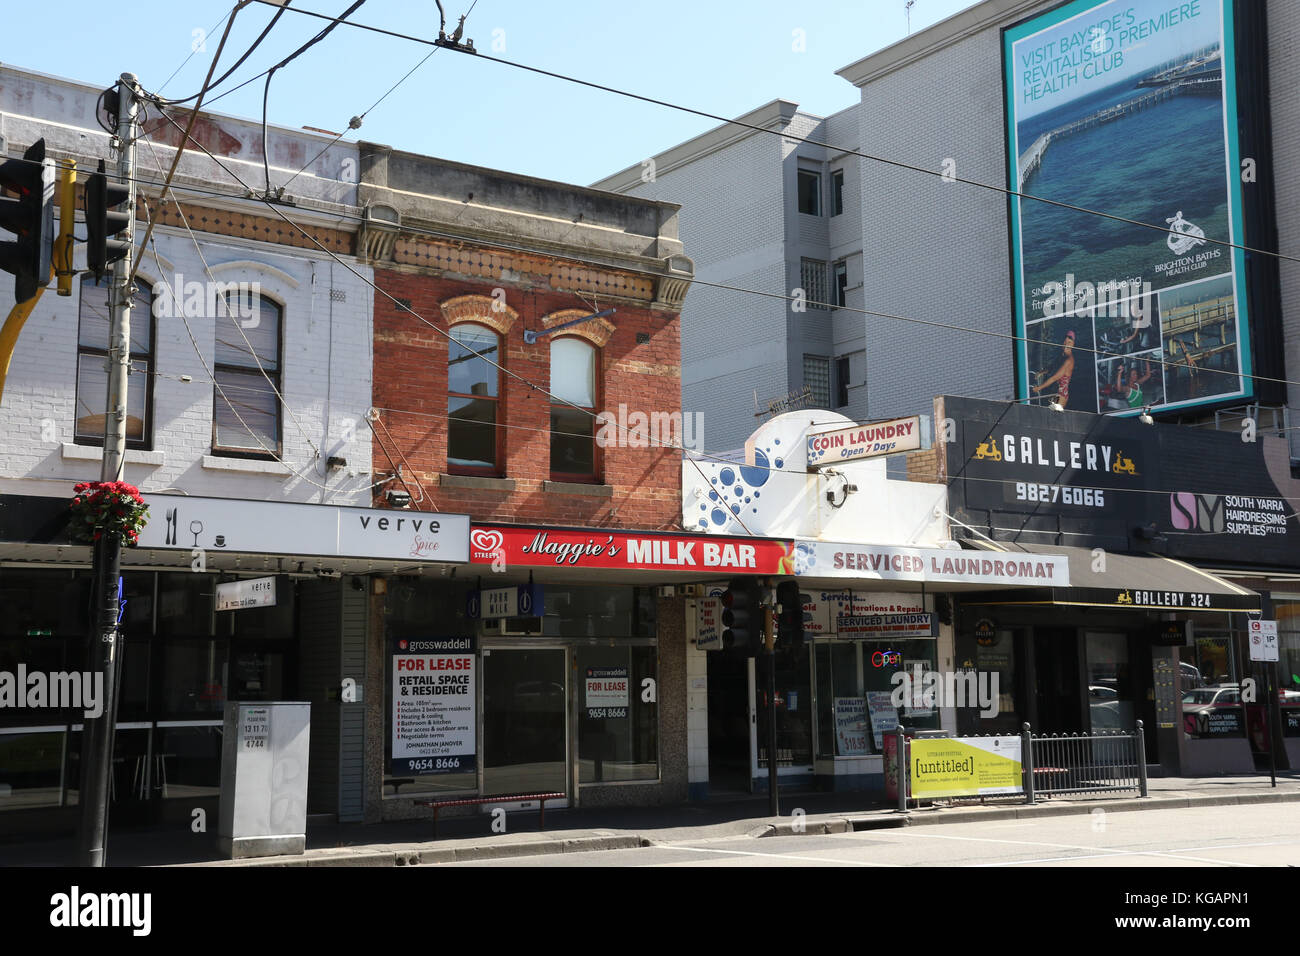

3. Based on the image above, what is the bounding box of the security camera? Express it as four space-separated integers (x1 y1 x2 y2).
386 489 411 509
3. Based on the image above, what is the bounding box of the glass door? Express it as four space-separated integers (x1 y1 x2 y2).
480 648 569 801
1085 631 1135 732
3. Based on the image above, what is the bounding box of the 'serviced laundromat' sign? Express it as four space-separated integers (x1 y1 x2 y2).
806 416 922 467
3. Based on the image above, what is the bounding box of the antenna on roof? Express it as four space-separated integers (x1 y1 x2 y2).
905 1 916 35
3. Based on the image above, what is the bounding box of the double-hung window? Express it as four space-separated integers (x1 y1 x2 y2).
212 292 282 456
75 275 153 448
447 323 502 474
550 337 598 481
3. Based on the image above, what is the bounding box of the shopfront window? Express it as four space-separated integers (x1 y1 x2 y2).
1276 601 1300 741
576 645 658 784
813 638 940 757
1085 632 1135 732
384 578 477 798
815 642 861 757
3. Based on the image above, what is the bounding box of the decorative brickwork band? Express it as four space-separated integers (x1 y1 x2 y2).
395 237 656 303
148 200 355 255
440 294 520 334
540 309 616 347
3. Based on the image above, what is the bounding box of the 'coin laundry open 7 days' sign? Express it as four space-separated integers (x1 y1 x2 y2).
806 416 923 468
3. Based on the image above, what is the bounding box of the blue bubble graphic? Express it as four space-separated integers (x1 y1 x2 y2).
719 467 736 486
739 449 771 488
733 485 744 496
774 458 784 469
730 504 741 515
711 508 728 525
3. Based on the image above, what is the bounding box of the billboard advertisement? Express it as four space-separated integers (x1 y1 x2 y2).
1004 0 1251 415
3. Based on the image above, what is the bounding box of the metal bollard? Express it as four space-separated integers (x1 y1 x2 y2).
1135 719 1148 797
896 724 908 813
1022 722 1035 805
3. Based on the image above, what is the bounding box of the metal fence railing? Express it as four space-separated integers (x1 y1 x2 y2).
893 721 1148 809
1025 722 1148 801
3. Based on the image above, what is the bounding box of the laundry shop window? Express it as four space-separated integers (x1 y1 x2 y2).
212 292 283 457
549 336 599 482
812 638 939 758
75 275 154 448
447 323 502 475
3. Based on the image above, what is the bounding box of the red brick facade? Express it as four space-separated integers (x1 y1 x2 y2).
370 263 683 530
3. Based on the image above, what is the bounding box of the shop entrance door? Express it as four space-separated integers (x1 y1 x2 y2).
481 648 569 801
1033 628 1084 733
707 651 754 793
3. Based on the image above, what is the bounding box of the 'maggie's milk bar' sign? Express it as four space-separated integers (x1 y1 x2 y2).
806 416 923 467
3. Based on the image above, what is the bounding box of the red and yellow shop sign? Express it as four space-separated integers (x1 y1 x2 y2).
469 526 798 573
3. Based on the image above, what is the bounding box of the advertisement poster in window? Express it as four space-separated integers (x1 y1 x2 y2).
391 637 476 775
866 690 899 751
585 666 629 719
1004 0 1252 415
833 697 870 756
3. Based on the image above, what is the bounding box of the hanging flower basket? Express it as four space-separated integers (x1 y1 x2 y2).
68 481 150 547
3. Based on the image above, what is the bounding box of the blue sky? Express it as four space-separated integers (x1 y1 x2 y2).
2 0 979 186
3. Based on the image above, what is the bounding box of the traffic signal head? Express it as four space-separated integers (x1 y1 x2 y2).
0 138 56 303
776 580 805 647
84 159 131 279
720 577 760 654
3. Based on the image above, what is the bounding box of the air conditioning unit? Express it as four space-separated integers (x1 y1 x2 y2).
481 617 543 637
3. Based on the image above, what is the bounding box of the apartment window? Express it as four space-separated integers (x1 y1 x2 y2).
448 323 502 473
836 356 851 408
797 169 822 216
213 293 282 456
550 337 598 481
800 258 828 310
803 355 831 407
832 169 845 216
833 260 848 308
75 275 153 448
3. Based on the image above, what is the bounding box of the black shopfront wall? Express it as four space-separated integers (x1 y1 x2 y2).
943 395 1300 565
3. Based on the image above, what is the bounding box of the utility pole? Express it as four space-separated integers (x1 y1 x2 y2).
78 72 139 868
764 595 778 817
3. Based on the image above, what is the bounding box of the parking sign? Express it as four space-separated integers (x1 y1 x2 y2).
1248 619 1279 662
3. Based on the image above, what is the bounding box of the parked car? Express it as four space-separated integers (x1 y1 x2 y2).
1182 684 1243 737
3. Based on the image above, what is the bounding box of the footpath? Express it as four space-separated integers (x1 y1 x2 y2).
3 772 1297 867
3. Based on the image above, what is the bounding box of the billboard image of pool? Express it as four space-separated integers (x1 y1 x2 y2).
1004 0 1250 414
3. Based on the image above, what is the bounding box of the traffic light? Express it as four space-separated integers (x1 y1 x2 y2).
0 138 56 304
84 159 131 279
776 580 805 647
721 577 761 653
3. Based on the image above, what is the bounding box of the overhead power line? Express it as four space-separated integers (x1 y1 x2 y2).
244 0 1300 268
